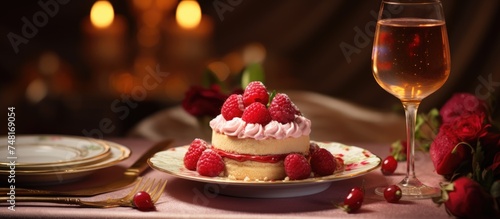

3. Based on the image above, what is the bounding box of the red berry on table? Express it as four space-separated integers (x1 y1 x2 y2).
242 81 269 107
381 155 398 175
284 154 311 180
183 138 209 170
269 93 296 124
196 149 225 177
351 186 365 194
384 185 402 203
241 102 272 125
221 94 244 120
339 186 364 213
310 148 336 176
133 191 155 211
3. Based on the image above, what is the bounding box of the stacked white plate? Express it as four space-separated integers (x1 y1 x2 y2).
0 135 130 185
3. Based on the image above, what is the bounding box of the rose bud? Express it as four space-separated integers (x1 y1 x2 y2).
444 177 499 218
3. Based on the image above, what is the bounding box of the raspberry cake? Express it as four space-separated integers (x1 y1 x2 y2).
210 81 312 180
184 81 342 181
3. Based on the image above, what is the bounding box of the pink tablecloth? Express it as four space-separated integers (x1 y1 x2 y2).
1 138 448 219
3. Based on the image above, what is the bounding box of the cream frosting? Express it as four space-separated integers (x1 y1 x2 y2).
209 115 311 140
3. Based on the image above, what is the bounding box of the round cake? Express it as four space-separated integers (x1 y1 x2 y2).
208 81 312 180
210 115 311 180
182 81 340 181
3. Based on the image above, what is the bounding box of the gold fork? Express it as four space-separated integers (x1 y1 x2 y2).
0 139 173 197
0 178 167 208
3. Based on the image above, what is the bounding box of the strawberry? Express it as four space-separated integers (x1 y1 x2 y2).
284 153 311 180
183 138 209 170
269 93 296 124
310 148 336 176
241 102 272 125
221 94 244 120
242 81 269 107
196 149 225 177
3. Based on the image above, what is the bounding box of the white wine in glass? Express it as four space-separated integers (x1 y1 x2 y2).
372 0 450 199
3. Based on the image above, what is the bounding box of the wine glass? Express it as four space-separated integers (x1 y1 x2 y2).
372 0 450 199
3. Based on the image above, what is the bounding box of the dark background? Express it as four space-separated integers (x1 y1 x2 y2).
1 0 499 137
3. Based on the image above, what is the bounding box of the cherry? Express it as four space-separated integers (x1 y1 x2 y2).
381 155 397 175
384 185 402 203
339 186 364 213
133 191 155 211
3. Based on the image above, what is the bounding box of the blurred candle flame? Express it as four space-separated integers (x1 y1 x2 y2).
90 0 114 29
175 0 201 29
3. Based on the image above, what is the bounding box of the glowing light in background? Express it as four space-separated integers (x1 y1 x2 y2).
243 43 267 64
26 79 48 104
208 61 230 81
38 52 60 76
176 0 201 29
90 0 115 28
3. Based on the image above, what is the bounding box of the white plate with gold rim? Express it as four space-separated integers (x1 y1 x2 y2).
0 135 110 169
148 141 381 198
0 139 131 185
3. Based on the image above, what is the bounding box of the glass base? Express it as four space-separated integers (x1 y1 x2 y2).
375 177 441 199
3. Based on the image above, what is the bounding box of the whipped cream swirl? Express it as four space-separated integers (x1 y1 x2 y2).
209 115 311 140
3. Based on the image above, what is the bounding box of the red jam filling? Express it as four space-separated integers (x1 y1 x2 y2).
211 147 287 163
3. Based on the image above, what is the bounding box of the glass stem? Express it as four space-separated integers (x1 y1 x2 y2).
401 101 421 186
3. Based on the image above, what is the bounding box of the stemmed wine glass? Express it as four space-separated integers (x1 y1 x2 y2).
372 0 450 199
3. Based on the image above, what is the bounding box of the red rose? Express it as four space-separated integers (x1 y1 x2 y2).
430 124 472 176
182 85 228 118
439 93 488 124
481 126 500 149
444 177 498 218
451 113 487 143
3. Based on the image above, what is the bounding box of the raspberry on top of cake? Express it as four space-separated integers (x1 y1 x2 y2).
209 81 312 141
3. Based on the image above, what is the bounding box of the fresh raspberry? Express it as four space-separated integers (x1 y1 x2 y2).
242 81 269 107
284 154 311 180
291 101 302 116
196 149 225 177
183 138 209 170
309 142 320 155
269 93 296 123
241 102 272 125
221 94 244 120
310 148 336 176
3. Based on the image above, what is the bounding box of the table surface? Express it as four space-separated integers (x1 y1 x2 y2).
1 138 449 219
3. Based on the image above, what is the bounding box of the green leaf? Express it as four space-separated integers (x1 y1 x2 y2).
390 140 407 161
202 69 222 87
415 115 425 140
241 63 265 88
442 182 455 191
428 108 441 129
475 141 485 165
418 142 431 152
267 90 277 107
491 180 500 198
432 182 454 205
481 169 495 190
201 68 230 94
